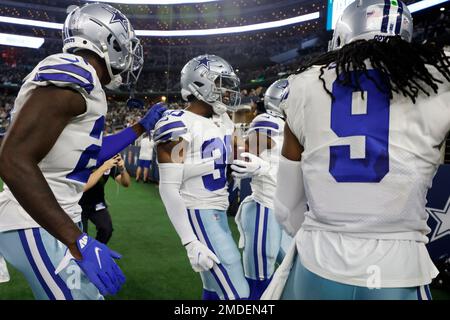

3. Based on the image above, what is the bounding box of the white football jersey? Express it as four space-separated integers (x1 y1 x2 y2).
0 53 107 232
139 137 154 161
285 62 449 287
247 113 285 209
154 110 234 210
286 63 450 242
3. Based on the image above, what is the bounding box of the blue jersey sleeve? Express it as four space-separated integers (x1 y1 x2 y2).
29 53 96 95
247 113 282 135
153 110 190 144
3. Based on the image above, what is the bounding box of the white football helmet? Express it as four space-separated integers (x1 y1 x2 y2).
180 54 241 115
329 0 413 51
62 3 143 87
264 79 289 118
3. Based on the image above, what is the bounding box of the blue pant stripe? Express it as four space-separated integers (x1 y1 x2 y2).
189 209 228 300
18 230 55 300
425 285 432 300
195 209 240 300
253 203 261 280
261 206 269 279
416 287 421 300
32 229 73 300
187 209 199 239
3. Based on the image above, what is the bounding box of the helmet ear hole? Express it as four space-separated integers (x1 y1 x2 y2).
113 40 121 52
336 36 341 47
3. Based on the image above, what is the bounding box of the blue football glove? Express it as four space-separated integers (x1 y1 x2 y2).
139 103 167 132
55 233 125 296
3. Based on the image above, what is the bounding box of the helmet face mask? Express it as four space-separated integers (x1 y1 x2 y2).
62 3 143 87
180 55 241 115
124 38 144 88
212 73 241 112
329 0 413 51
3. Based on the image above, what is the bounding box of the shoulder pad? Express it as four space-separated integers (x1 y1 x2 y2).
248 113 282 135
153 110 189 144
30 53 95 95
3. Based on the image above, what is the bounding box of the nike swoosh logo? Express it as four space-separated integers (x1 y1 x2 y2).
95 247 102 269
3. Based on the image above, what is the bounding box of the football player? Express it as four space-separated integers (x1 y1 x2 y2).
0 4 164 300
231 79 292 299
155 55 250 300
265 0 450 300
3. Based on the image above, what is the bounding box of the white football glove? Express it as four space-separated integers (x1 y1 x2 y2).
231 152 270 179
185 240 220 272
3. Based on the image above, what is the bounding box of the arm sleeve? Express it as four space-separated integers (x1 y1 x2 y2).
97 127 137 166
158 163 198 245
273 155 308 237
283 74 306 146
29 54 96 98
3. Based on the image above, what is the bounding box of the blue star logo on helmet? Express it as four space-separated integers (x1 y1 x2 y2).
194 57 215 71
103 6 129 32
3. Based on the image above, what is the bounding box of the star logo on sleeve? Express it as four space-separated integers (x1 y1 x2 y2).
427 197 450 242
194 57 215 71
103 6 129 32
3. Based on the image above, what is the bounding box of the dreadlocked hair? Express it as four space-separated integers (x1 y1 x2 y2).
295 36 450 103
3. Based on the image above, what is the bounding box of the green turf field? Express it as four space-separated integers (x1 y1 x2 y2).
0 180 449 300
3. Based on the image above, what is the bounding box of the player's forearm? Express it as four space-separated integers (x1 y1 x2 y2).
159 183 197 245
97 127 138 166
158 163 197 245
0 157 82 252
274 155 307 236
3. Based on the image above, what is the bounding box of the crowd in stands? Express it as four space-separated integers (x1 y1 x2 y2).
1 8 448 134
0 34 306 93
103 86 265 133
0 94 14 134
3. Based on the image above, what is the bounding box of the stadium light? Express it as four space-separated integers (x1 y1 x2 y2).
0 12 320 37
0 33 45 49
0 16 63 30
84 0 219 4
136 12 321 36
408 0 449 13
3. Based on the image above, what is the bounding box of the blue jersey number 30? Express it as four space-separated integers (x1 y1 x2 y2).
329 70 390 183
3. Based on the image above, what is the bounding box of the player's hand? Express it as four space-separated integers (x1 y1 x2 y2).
231 152 270 178
139 103 167 132
55 234 125 296
185 240 220 272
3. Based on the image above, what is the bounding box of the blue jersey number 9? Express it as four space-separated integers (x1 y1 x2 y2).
329 70 390 183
